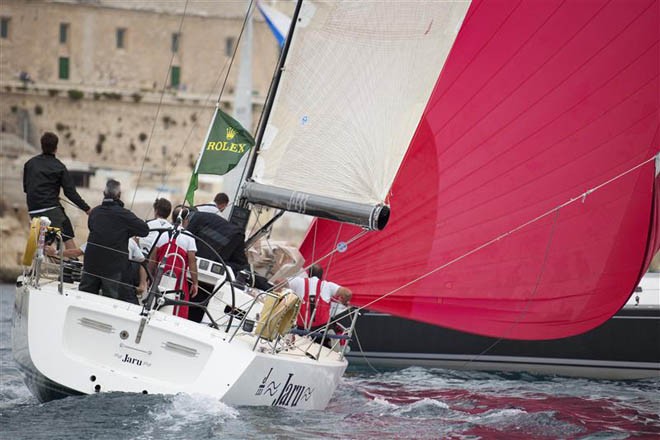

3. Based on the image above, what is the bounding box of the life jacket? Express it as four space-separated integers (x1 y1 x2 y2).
296 278 331 329
156 237 190 319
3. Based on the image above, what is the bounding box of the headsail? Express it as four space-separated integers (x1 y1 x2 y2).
242 1 471 229
300 0 660 340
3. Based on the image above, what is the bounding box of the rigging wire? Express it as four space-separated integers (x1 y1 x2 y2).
461 146 660 365
216 0 256 107
183 0 257 212
134 0 257 217
316 154 659 334
130 0 190 211
462 207 562 368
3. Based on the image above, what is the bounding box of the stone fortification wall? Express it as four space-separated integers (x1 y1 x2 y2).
2 91 215 170
0 0 288 279
55 0 267 18
0 0 280 94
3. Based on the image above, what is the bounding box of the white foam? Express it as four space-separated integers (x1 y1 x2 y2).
371 396 396 408
0 380 35 410
393 398 451 418
148 393 238 433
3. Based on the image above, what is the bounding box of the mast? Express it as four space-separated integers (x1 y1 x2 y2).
230 0 304 230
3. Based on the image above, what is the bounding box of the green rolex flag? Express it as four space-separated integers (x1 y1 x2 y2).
185 108 255 205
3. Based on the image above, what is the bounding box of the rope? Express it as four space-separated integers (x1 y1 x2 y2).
352 327 381 374
135 0 257 217
462 207 561 367
309 153 658 339
355 153 659 314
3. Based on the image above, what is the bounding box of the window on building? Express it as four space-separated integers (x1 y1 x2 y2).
171 32 180 53
59 57 69 80
1 17 10 39
171 66 181 88
116 27 126 49
59 23 69 44
225 37 235 56
70 171 92 188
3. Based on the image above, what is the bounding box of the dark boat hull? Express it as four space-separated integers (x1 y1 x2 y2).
347 305 660 379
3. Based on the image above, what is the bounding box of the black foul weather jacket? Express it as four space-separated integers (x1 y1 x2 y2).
23 153 90 212
83 199 149 278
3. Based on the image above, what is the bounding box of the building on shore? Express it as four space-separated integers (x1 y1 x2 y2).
0 0 282 167
0 0 307 278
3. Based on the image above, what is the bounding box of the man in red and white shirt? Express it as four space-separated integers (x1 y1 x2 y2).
288 264 351 330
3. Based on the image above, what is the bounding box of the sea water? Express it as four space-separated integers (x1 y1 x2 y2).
0 284 658 439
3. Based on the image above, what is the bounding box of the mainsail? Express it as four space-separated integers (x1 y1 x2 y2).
242 1 471 229
298 0 660 340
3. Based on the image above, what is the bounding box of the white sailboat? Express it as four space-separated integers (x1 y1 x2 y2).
13 1 472 408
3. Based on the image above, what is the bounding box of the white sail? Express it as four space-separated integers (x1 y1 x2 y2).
253 1 470 206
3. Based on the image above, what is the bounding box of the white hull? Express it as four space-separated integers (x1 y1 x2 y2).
12 280 347 409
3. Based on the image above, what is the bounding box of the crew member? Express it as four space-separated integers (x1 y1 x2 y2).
195 192 230 218
79 179 149 303
149 206 198 319
139 197 173 255
23 132 90 252
288 264 352 331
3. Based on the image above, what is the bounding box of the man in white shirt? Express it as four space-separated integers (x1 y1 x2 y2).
149 206 199 302
140 198 173 255
195 192 230 219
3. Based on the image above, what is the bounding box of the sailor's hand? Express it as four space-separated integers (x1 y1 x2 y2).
190 283 198 298
45 245 57 257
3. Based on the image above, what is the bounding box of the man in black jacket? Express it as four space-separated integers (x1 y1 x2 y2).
185 209 249 273
23 132 90 250
182 208 274 322
79 179 149 303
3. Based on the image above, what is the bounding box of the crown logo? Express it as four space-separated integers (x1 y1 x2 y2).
226 127 237 140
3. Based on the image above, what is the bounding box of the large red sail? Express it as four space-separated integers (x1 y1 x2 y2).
300 0 659 340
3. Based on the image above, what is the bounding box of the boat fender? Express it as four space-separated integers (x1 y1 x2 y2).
22 218 41 266
256 290 301 341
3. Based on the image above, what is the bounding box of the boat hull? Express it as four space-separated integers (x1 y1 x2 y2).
12 281 84 401
347 275 660 380
12 281 347 408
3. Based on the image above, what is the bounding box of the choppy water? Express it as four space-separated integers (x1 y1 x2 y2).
1 284 658 439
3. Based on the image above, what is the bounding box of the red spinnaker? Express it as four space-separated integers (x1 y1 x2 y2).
300 0 659 340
